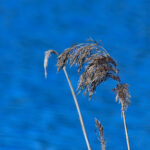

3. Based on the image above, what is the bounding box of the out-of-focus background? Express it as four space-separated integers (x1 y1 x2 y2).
0 0 150 150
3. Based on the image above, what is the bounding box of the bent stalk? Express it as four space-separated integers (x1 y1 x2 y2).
63 67 91 150
44 50 91 150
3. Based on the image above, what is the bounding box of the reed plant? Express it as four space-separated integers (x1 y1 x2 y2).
95 118 106 150
44 39 131 150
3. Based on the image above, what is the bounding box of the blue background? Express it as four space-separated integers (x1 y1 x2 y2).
0 0 150 150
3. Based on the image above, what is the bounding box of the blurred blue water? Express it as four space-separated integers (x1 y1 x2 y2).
0 0 150 149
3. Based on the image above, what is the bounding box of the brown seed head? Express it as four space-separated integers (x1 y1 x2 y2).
95 118 106 150
113 83 131 111
57 39 120 98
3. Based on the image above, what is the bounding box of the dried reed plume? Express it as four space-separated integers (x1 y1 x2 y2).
44 39 131 150
44 50 59 78
95 118 106 150
44 49 91 150
57 39 120 98
113 84 131 150
113 83 130 111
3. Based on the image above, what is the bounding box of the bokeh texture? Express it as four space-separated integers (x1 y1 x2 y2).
0 0 150 150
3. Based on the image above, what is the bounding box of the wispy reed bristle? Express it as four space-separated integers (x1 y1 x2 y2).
95 118 106 150
113 83 131 111
57 39 120 98
77 55 120 98
44 50 58 78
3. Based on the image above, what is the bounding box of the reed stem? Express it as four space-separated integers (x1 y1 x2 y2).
122 110 130 150
63 67 91 150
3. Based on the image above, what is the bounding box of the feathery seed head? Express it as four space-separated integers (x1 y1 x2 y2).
57 39 120 98
95 118 106 150
113 83 130 111
44 50 58 78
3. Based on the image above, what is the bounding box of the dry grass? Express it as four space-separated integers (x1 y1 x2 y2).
44 50 58 78
44 39 131 150
113 83 130 111
95 118 106 150
44 49 91 150
57 39 122 99
56 39 130 111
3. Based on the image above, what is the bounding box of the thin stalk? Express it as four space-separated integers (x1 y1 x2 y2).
122 110 130 150
63 67 91 150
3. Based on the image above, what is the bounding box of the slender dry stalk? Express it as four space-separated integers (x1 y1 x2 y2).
44 50 91 150
122 111 130 150
95 118 106 150
63 67 91 150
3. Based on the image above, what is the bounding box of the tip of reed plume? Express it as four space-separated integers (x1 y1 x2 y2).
113 83 131 111
95 118 106 150
44 50 59 78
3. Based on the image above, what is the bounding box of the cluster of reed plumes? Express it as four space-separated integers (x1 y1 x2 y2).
44 39 131 150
